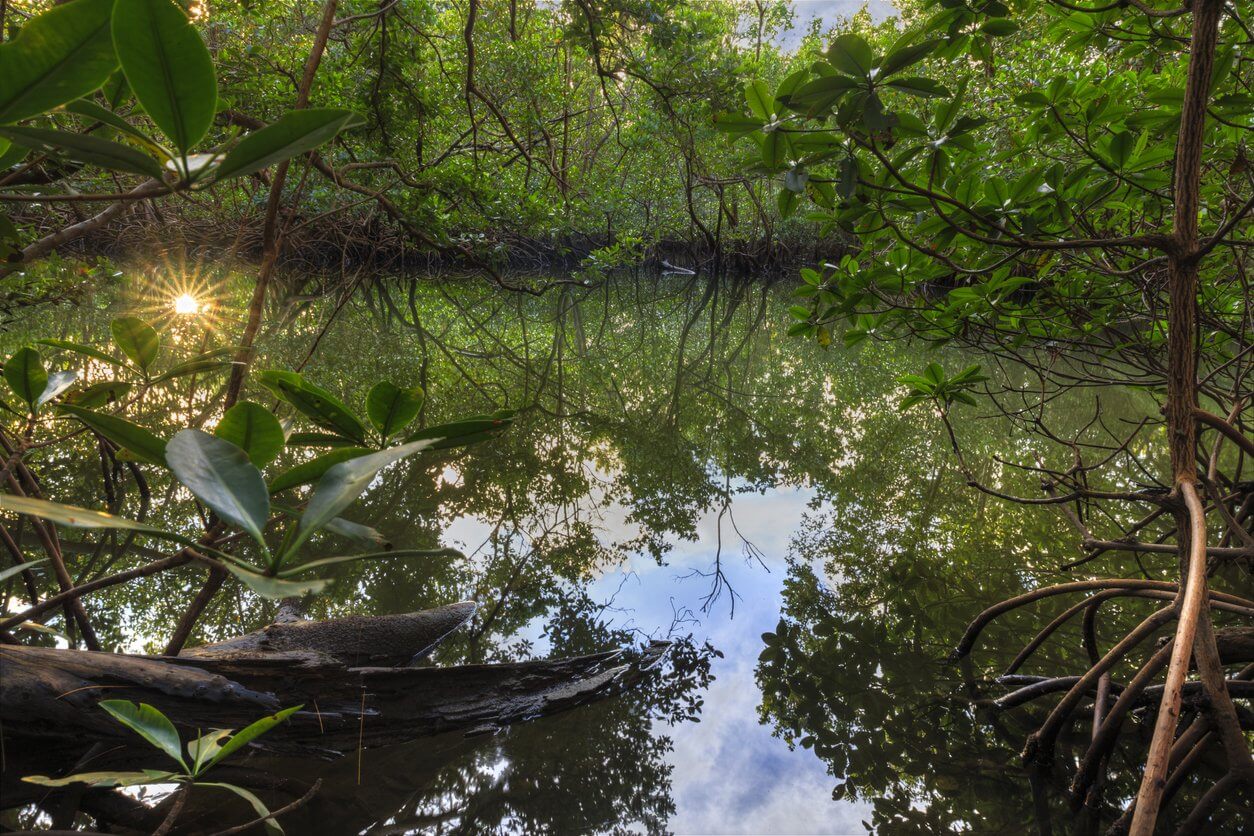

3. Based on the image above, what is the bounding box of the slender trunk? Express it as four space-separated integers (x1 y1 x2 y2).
1130 1 1250 830
224 0 340 408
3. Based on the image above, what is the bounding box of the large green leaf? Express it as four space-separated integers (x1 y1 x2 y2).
404 412 515 449
165 429 270 546
0 0 117 125
112 0 217 154
215 402 284 468
268 447 372 494
0 126 165 179
99 700 187 770
60 404 168 466
23 770 173 788
365 381 423 439
826 34 875 78
259 370 367 444
223 561 328 600
291 439 437 553
204 706 301 769
214 108 363 181
0 138 28 169
200 782 284 836
65 98 163 150
110 317 160 372
4 347 47 409
38 338 125 368
0 493 162 533
64 380 132 409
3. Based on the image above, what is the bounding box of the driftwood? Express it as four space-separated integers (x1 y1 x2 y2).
0 601 667 821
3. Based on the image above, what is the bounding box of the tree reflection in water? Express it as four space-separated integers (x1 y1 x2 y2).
5 271 1239 833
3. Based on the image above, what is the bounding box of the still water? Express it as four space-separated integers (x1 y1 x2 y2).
1 271 1230 834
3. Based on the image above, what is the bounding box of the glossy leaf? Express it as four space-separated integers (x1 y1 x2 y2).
0 493 164 533
112 0 217 153
166 429 270 545
259 370 368 444
0 0 117 125
292 439 438 552
215 402 284 468
0 126 165 179
204 706 301 769
826 34 874 78
110 317 160 372
38 338 125 368
23 770 173 788
99 700 187 770
60 404 168 466
223 561 328 600
214 108 363 181
4 347 47 408
268 447 372 494
200 782 283 836
366 381 423 439
64 380 131 409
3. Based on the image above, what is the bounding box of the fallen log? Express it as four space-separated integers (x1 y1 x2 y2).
0 602 668 817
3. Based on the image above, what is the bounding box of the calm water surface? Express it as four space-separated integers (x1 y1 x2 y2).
4 271 1226 834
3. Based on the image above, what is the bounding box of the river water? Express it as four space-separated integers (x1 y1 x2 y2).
2 271 1238 834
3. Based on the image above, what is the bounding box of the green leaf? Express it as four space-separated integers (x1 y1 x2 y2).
826 34 874 78
280 547 459 578
204 706 301 770
213 108 363 181
99 700 187 770
0 558 48 585
365 381 424 439
200 782 284 836
23 770 172 788
884 77 950 99
64 98 161 149
268 447 371 494
403 412 515 450
0 0 117 125
981 19 1020 36
259 371 368 444
110 317 160 373
0 138 28 170
292 439 438 553
711 111 764 136
187 728 232 774
38 338 125 368
0 126 165 179
0 493 164 533
150 352 233 383
215 402 284 468
59 404 168 466
4 347 47 409
745 80 775 120
165 429 270 546
64 380 131 409
223 562 328 600
36 370 77 408
878 38 941 78
112 0 217 153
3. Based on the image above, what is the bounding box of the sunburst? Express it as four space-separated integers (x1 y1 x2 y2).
125 255 235 339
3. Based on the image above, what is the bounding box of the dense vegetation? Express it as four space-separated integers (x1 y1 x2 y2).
1 0 1251 833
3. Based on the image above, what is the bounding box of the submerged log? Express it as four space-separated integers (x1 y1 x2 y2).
0 602 667 812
